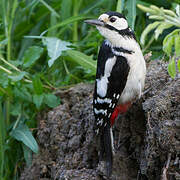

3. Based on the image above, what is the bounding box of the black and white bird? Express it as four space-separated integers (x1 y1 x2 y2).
85 12 146 177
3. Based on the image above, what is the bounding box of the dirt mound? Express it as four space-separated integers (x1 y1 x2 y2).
20 61 180 180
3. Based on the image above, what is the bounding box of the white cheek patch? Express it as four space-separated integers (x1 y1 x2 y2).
109 17 128 31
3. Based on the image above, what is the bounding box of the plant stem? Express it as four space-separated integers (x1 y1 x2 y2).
0 102 5 178
5 98 10 127
7 0 18 61
63 60 81 81
0 65 12 74
143 36 155 53
73 0 82 42
0 57 21 72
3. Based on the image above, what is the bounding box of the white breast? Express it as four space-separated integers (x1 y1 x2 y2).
119 42 146 104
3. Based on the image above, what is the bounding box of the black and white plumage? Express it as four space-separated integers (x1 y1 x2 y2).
85 11 146 177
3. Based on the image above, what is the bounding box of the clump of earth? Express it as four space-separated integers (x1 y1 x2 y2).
20 60 180 180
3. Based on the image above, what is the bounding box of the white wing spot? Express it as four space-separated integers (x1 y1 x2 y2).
104 123 107 127
108 113 111 118
95 129 99 134
116 94 120 99
112 103 116 108
94 108 105 115
104 109 107 116
97 118 103 126
109 103 112 108
97 97 112 104
113 93 116 98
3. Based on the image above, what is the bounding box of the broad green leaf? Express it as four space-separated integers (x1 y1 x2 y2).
60 0 72 20
177 59 180 72
175 35 180 56
23 46 44 68
140 22 161 45
32 75 43 95
22 144 32 167
14 86 32 102
0 73 9 88
154 23 173 40
10 124 38 153
65 50 96 75
163 35 174 56
10 103 21 116
168 59 176 79
33 94 44 109
44 93 60 108
8 71 27 82
126 0 136 30
42 37 72 67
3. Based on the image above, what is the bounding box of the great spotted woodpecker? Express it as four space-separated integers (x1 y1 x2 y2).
85 11 146 177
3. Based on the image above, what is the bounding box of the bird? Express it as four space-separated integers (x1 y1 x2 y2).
85 11 146 177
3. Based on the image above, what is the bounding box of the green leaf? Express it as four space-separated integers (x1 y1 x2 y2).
163 35 174 56
177 59 180 73
8 71 27 82
22 144 32 167
32 75 43 95
168 58 176 79
175 35 180 56
0 73 9 88
10 124 38 153
65 50 96 75
116 0 125 13
23 46 44 68
14 86 32 102
42 37 72 67
140 21 161 45
60 0 72 20
126 0 136 30
10 103 21 116
154 23 173 40
163 29 180 56
44 93 60 108
33 94 44 109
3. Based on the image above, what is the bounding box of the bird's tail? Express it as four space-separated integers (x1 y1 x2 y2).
100 123 113 177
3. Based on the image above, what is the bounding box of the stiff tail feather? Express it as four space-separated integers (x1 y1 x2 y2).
100 123 113 177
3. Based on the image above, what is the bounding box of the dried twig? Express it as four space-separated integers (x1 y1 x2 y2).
161 153 172 180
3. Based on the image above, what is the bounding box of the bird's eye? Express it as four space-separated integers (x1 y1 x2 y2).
109 17 116 23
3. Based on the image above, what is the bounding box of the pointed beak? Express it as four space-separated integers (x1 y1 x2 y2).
84 19 105 27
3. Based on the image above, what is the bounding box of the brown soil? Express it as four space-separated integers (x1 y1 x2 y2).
20 60 180 180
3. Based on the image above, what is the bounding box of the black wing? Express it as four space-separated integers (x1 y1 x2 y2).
93 40 130 132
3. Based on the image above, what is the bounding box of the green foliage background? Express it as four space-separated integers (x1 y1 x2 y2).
0 0 179 179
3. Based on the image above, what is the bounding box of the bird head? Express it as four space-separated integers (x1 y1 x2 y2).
85 12 135 45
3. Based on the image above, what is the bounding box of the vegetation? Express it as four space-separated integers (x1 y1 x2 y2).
0 0 179 179
138 4 180 78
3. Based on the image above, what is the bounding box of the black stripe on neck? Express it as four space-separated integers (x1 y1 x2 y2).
113 47 134 54
105 24 136 40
